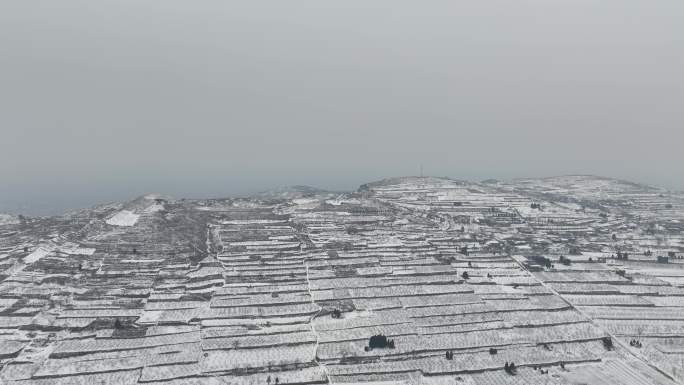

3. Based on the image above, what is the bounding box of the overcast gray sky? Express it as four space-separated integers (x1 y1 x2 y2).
1 0 683 215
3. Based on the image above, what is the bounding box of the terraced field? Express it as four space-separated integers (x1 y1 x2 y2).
1 176 684 384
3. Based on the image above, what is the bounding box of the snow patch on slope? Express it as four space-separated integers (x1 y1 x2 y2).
0 214 19 226
25 247 53 264
58 246 96 255
106 210 140 227
144 203 165 213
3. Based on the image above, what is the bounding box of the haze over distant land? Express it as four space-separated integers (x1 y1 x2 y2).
0 174 678 217
1 0 682 215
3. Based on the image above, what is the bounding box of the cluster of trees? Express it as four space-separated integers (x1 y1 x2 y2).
615 251 629 260
345 225 361 235
667 251 683 259
530 203 542 209
530 255 553 268
629 339 642 348
603 337 613 350
568 246 581 255
365 334 395 351
649 252 684 263
534 367 549 374
504 362 517 375
331 309 342 319
559 255 572 266
112 318 146 338
445 350 454 360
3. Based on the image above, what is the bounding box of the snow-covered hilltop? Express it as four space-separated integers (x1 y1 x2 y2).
0 213 19 226
1 175 683 384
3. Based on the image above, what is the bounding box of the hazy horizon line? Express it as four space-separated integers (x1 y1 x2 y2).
2 173 679 219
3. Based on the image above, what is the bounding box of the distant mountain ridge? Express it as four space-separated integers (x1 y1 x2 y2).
1 175 673 219
251 185 339 199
